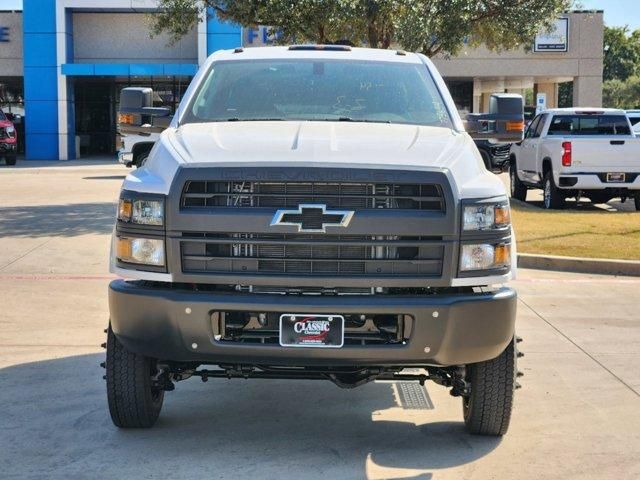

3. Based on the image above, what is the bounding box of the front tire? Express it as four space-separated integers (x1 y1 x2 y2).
463 338 516 436
509 161 527 201
4 154 16 166
106 325 164 428
542 172 565 210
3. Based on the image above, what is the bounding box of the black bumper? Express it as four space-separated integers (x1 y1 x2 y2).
109 280 517 367
0 143 16 153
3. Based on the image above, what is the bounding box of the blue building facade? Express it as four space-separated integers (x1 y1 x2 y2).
20 1 242 160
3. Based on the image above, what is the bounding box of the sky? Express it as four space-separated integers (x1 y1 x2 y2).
0 0 21 10
579 0 640 30
1 0 640 31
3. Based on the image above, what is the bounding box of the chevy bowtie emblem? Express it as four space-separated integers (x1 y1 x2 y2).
270 204 355 233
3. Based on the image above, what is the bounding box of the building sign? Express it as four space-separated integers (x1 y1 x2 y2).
534 18 569 52
0 26 9 42
243 26 283 47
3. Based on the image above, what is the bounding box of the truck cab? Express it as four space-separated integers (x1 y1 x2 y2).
105 46 524 436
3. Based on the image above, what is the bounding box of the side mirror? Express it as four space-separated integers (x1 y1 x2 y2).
465 93 525 142
118 87 172 136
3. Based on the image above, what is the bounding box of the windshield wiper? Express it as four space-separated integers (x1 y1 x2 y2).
224 118 285 122
337 117 391 124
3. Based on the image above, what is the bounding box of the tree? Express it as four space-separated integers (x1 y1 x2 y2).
558 81 573 108
603 76 640 109
603 26 640 82
150 0 571 57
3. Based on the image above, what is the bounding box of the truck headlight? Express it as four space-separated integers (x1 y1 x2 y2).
5 125 15 137
463 202 510 231
118 197 164 226
460 243 511 272
116 237 165 266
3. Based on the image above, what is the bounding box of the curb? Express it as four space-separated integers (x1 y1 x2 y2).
517 253 640 277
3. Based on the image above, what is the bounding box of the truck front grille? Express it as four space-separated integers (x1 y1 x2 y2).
181 181 445 211
490 144 511 161
180 233 444 277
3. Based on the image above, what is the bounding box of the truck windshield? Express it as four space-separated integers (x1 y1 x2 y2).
0 110 6 121
183 59 453 128
547 115 631 136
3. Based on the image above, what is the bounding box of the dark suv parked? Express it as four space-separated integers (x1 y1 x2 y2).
474 139 511 172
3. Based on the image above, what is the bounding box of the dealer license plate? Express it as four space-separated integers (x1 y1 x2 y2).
279 314 344 348
607 172 626 183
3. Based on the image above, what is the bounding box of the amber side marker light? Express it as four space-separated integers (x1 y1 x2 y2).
494 244 511 266
506 121 525 132
118 113 134 125
118 199 132 222
494 205 511 228
116 237 133 259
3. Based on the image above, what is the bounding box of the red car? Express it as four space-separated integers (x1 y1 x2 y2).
0 109 17 165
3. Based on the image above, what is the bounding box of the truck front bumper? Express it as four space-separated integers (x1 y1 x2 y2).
0 142 16 153
109 280 517 367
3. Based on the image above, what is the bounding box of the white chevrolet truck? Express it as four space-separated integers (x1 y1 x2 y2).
106 46 525 436
509 108 640 209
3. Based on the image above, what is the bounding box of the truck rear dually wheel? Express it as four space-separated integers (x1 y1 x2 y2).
463 337 516 436
106 325 164 428
635 194 640 211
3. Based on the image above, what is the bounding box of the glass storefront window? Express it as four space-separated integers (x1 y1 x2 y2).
76 76 192 156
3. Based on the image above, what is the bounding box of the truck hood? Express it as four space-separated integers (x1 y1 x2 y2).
129 121 507 199
171 122 460 168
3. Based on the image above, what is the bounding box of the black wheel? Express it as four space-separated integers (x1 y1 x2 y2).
4 154 16 166
509 161 527 201
106 325 164 428
463 338 517 436
542 171 565 210
634 194 640 211
479 149 491 170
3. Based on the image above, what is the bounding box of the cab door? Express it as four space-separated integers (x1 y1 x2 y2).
519 114 546 183
517 115 540 182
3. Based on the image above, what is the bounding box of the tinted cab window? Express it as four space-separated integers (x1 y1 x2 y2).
548 115 631 135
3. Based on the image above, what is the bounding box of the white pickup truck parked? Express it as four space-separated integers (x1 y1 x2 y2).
509 108 640 210
107 46 525 436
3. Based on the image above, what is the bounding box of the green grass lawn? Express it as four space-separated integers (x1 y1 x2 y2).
512 203 640 260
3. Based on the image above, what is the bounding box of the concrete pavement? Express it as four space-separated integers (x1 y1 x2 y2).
1 162 639 479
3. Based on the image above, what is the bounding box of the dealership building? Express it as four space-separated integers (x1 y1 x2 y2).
0 2 603 161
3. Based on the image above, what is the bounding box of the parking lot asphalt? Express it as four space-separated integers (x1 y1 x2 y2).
1 161 639 480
